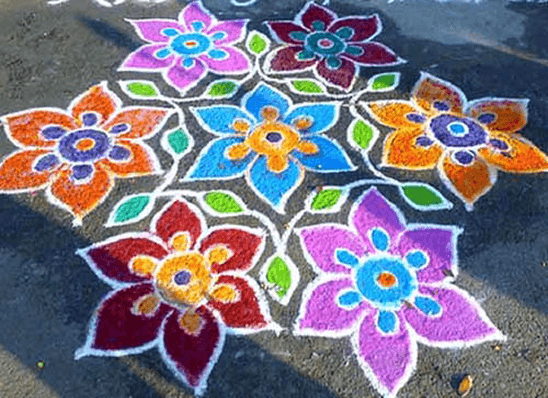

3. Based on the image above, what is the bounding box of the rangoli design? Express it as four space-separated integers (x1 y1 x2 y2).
3 0 543 396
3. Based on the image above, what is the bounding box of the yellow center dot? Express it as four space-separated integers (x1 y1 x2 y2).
185 40 198 48
76 138 96 151
377 272 397 288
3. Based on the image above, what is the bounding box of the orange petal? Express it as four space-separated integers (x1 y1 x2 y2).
412 73 466 114
382 127 443 170
71 83 119 126
49 165 114 218
367 101 425 128
439 152 496 208
2 110 77 148
467 99 528 133
102 107 171 139
267 154 288 172
0 149 54 191
227 142 251 160
101 140 160 177
478 133 548 173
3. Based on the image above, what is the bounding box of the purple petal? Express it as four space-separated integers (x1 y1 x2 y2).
267 46 316 72
327 15 380 42
198 47 250 73
130 19 184 43
165 58 207 92
341 42 399 65
179 2 213 32
121 44 174 70
297 279 370 336
316 56 356 90
352 188 405 249
266 21 310 45
355 311 416 396
299 225 369 274
206 20 247 45
395 227 459 284
300 3 336 31
403 285 503 346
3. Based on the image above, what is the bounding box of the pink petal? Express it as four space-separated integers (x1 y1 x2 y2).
164 58 207 93
198 47 250 73
299 225 368 275
299 3 336 31
152 200 204 249
267 46 316 72
327 15 380 42
206 20 247 45
316 56 356 90
297 278 370 337
120 44 175 70
341 42 399 66
266 21 309 45
403 285 503 346
179 2 213 32
129 19 184 43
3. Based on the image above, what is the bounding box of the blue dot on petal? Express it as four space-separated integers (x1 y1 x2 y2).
41 126 67 140
191 21 205 32
338 291 362 308
162 28 180 37
208 49 227 60
156 48 172 59
34 154 60 171
414 296 441 316
109 145 131 161
82 113 98 127
377 310 397 334
405 250 428 269
335 249 360 268
371 228 390 251
72 164 93 180
182 57 195 68
312 20 326 31
211 31 226 41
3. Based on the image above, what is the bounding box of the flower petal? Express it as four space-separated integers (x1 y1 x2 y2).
266 45 317 73
403 285 503 346
120 44 175 70
395 227 459 284
198 46 250 73
165 58 207 93
2 110 77 148
179 2 213 32
153 199 204 248
84 235 168 285
266 21 309 44
467 98 528 133
299 3 336 31
101 140 160 177
102 107 171 140
71 83 119 125
439 152 497 208
382 127 443 170
327 15 380 42
0 150 54 192
192 106 254 135
243 83 290 122
208 275 268 330
160 306 224 390
128 19 184 43
292 136 354 172
247 156 303 212
412 73 467 114
283 104 338 135
478 133 548 173
354 311 416 397
316 56 356 90
299 225 368 274
199 228 263 274
79 283 172 353
206 20 247 45
188 137 255 179
296 278 370 337
341 42 398 66
367 101 424 129
49 165 114 218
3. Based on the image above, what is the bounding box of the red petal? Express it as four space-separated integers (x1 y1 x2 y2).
85 236 168 284
209 275 268 329
153 200 204 248
341 42 398 65
200 228 263 274
327 15 380 42
102 107 171 140
161 306 224 388
0 149 54 191
267 46 316 72
71 83 119 126
300 3 336 31
467 98 528 133
316 57 356 90
266 21 309 44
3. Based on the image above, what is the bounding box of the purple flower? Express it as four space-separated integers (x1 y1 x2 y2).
265 2 403 91
296 188 504 397
120 1 251 93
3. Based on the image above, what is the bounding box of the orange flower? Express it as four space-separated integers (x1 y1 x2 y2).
0 82 171 221
367 73 548 208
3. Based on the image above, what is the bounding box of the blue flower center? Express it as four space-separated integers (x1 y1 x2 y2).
58 129 110 163
171 33 211 56
430 114 487 148
174 270 192 286
305 32 345 56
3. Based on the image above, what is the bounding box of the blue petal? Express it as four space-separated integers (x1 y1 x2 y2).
188 137 255 179
292 136 354 172
243 84 291 122
405 250 429 269
377 311 397 334
248 156 302 210
338 291 362 308
283 104 338 135
414 296 441 316
371 228 390 251
192 106 254 135
335 249 360 268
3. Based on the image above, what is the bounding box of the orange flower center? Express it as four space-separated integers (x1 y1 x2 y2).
377 272 397 288
75 138 96 151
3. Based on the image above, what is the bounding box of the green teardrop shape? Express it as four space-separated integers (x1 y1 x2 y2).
266 257 291 298
167 129 189 154
114 196 151 223
126 82 158 97
204 192 243 213
291 80 324 94
207 81 238 97
248 33 267 54
311 189 342 210
352 120 374 150
401 185 444 206
371 73 397 90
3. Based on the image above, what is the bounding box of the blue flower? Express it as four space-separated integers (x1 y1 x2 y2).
187 83 354 212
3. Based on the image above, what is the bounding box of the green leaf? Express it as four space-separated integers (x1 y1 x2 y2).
167 129 189 154
206 80 238 98
247 31 269 55
351 120 375 150
399 183 453 211
204 192 244 214
311 189 342 211
291 79 325 94
266 257 291 298
113 195 151 223
369 73 400 91
126 81 159 97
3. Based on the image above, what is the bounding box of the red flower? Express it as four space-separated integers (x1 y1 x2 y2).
76 199 271 394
